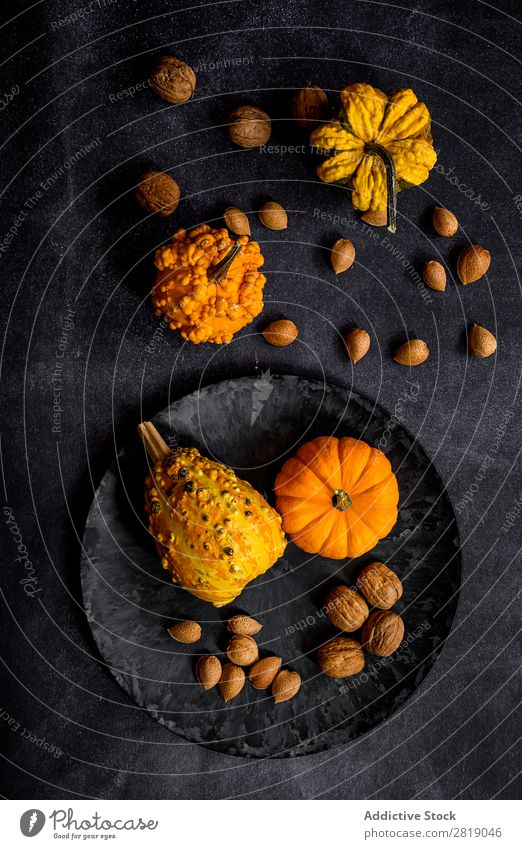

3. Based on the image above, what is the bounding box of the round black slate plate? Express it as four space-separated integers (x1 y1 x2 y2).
81 375 461 758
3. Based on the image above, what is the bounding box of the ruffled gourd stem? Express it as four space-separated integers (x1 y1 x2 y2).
208 242 242 283
364 141 397 234
332 489 352 512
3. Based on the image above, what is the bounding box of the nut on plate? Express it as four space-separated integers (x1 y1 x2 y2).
422 260 447 292
149 55 196 104
262 319 298 347
292 86 328 129
224 207 251 236
227 615 262 636
344 328 370 364
226 634 259 666
432 206 458 237
135 169 180 216
361 610 404 656
317 636 365 678
259 201 288 230
457 244 491 284
356 561 403 609
249 656 282 689
272 669 301 703
228 105 271 148
218 662 246 702
331 238 356 273
196 655 222 691
394 339 429 366
167 620 201 643
324 585 369 632
468 323 497 359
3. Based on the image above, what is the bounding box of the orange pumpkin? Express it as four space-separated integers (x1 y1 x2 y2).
274 436 399 559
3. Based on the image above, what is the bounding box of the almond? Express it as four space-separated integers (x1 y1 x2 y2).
259 201 287 230
272 669 301 704
167 621 201 643
394 339 429 366
432 206 458 237
224 206 250 236
457 244 491 284
361 209 387 227
331 238 355 273
344 328 370 364
468 323 497 359
422 260 446 292
249 656 282 689
262 319 298 347
196 655 222 691
218 662 245 702
226 635 259 666
292 86 328 129
227 615 262 636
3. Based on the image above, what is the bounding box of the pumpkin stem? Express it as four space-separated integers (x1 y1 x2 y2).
208 242 242 283
364 141 397 234
332 489 352 512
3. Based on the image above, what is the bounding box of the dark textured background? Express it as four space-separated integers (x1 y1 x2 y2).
0 0 520 799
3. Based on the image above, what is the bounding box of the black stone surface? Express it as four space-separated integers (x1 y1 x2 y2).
0 0 520 798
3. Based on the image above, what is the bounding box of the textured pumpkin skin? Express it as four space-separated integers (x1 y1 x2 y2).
145 447 286 606
310 83 437 213
274 436 399 559
153 224 266 344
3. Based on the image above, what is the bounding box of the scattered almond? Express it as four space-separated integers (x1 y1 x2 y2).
292 86 328 129
227 615 262 636
457 244 491 284
272 669 301 704
218 662 245 702
432 206 458 237
224 206 250 236
259 201 287 230
394 339 429 366
423 260 446 292
167 620 201 644
262 319 298 347
345 328 370 364
331 238 355 273
196 655 222 691
249 656 282 689
226 635 259 666
468 323 497 359
361 209 387 227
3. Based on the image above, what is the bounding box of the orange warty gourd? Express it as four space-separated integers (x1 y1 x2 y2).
274 436 399 559
145 447 286 606
153 225 266 344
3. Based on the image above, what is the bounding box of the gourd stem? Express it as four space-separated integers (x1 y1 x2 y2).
364 142 397 234
137 421 172 463
332 489 352 512
208 243 242 283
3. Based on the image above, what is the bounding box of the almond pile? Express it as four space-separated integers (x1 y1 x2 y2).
317 561 406 678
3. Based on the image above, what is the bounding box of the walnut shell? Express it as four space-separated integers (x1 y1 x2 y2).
293 86 328 129
356 561 403 609
150 55 196 104
324 585 369 632
228 105 271 148
317 636 364 678
135 169 180 216
361 610 404 657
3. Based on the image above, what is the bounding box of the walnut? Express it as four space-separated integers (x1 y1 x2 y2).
150 55 196 104
135 169 180 217
356 561 403 609
361 610 404 657
228 105 271 148
317 636 364 678
324 585 368 632
292 86 328 129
